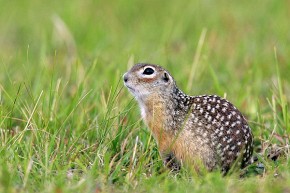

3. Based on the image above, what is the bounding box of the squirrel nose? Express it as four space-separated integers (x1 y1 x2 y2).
123 73 129 83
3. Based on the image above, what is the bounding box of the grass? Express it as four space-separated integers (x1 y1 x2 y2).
0 0 289 192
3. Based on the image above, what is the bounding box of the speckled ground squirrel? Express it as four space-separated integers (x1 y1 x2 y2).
123 63 253 174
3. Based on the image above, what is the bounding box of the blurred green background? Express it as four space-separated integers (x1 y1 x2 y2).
1 0 289 89
0 0 289 192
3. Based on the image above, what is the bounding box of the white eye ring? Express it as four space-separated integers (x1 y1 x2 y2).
138 66 156 78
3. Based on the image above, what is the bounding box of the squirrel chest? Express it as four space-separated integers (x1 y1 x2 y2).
140 94 210 167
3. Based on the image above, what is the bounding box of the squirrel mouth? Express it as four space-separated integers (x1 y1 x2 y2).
125 85 135 92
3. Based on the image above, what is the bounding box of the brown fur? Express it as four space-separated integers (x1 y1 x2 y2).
142 94 171 151
142 94 209 171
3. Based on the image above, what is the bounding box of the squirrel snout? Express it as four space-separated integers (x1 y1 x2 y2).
123 73 129 83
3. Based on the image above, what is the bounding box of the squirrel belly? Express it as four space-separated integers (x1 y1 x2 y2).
140 93 217 171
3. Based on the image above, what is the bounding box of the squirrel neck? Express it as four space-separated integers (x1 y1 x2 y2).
138 86 192 133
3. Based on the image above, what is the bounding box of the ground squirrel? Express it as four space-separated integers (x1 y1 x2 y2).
123 63 253 174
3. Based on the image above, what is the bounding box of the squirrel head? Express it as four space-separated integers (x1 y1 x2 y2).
123 63 176 101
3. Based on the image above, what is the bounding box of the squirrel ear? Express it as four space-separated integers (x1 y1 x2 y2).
163 72 170 82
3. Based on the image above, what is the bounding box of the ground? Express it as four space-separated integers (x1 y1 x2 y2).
0 0 289 192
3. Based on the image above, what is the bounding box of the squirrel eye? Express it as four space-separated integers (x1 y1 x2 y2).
143 67 155 75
